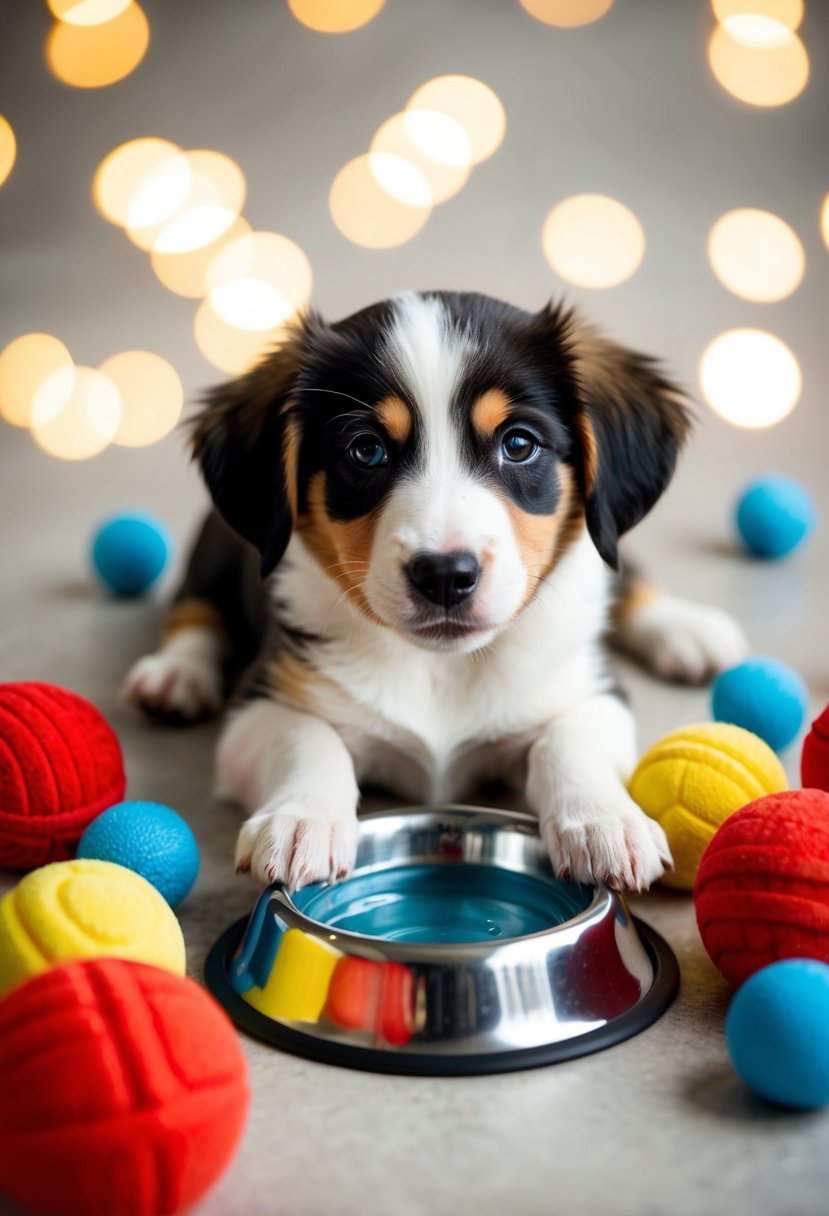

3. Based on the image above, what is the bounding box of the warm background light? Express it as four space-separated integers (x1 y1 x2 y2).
699 328 801 429
127 149 246 254
98 351 183 447
708 208 804 301
47 0 132 26
329 153 431 248
367 151 433 209
542 193 645 288
45 2 150 88
194 299 287 375
151 216 251 298
93 137 181 226
287 0 385 33
707 24 808 106
206 231 313 331
0 116 16 189
0 334 74 429
370 111 472 206
820 193 829 252
406 76 506 166
31 366 122 460
712 0 803 44
518 0 614 28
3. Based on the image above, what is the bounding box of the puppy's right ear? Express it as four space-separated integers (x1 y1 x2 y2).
190 326 307 577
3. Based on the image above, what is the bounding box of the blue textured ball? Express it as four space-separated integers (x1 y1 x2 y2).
711 656 807 752
77 800 200 907
735 475 815 559
91 512 171 597
726 959 829 1109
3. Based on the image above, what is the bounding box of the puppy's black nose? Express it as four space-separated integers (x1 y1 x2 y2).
405 550 480 609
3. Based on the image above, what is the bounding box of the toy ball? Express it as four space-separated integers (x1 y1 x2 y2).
711 656 808 752
0 958 250 1216
78 800 200 908
801 703 829 793
694 789 829 988
628 722 788 889
0 681 126 870
735 474 815 559
91 511 171 597
0 858 185 998
725 959 829 1109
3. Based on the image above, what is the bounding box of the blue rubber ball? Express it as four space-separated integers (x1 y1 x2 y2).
726 959 829 1109
735 475 815 559
91 512 171 597
711 655 807 752
77 800 200 907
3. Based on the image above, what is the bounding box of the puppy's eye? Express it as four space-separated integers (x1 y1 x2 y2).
347 434 388 469
501 429 539 464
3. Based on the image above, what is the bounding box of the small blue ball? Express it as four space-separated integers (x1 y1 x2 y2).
735 475 815 559
711 656 807 752
77 800 200 907
726 959 829 1109
91 512 171 597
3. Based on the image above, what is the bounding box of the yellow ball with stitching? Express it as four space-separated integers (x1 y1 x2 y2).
628 722 788 890
0 858 186 997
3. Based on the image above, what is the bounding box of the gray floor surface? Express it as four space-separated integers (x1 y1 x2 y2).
3 2 829 1214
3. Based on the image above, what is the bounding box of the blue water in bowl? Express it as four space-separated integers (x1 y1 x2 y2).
292 863 591 944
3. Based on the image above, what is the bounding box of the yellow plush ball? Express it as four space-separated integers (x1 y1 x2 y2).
0 858 186 997
628 722 788 890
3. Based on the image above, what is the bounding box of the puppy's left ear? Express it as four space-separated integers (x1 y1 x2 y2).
566 315 691 570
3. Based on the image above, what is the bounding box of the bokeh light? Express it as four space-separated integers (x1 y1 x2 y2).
93 137 181 227
370 110 472 205
194 300 287 375
518 0 614 27
406 76 506 166
287 0 385 33
329 154 431 248
126 149 246 254
712 0 803 45
0 116 16 189
699 329 801 428
541 193 645 288
31 366 122 460
45 2 150 88
707 23 808 106
708 208 804 301
151 216 251 298
0 334 74 429
206 231 313 330
367 151 433 208
47 0 132 25
98 351 183 447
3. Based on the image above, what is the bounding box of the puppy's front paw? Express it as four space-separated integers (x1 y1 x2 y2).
122 651 222 721
235 807 358 890
542 800 672 892
617 594 749 685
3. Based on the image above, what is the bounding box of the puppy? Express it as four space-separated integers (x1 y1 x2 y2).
124 291 747 891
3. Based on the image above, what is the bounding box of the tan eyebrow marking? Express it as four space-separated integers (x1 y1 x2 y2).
471 388 512 437
376 395 412 443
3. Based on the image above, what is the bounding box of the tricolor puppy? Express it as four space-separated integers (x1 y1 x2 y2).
124 291 747 891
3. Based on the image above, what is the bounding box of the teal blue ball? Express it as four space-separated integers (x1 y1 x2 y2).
77 800 200 907
735 476 815 559
726 959 829 1109
91 512 171 597
712 656 807 752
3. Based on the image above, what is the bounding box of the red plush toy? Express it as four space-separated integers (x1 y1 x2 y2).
0 681 125 869
694 789 829 988
0 958 250 1216
802 703 829 793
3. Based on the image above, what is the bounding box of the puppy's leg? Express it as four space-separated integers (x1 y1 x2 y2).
526 694 672 891
612 574 748 684
217 697 359 889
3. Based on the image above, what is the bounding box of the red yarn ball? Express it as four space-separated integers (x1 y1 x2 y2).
0 681 125 869
694 789 829 988
802 704 829 793
0 959 250 1216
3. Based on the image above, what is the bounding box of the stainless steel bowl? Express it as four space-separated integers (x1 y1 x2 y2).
205 806 678 1075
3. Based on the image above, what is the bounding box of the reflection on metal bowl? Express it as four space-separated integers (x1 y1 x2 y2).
205 806 678 1075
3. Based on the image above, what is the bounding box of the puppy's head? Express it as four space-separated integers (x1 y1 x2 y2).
192 291 689 652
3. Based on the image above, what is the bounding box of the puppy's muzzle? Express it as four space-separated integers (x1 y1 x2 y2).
404 550 480 610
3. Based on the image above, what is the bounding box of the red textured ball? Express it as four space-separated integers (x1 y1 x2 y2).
694 789 829 988
0 681 125 869
0 959 250 1216
802 703 829 793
